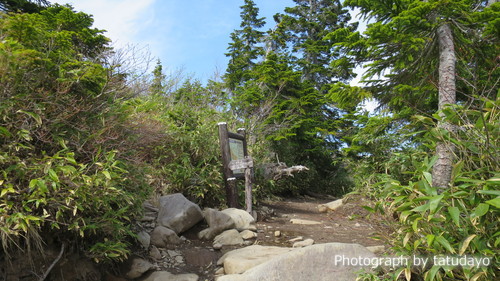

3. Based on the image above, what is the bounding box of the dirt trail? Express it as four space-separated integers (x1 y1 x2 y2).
254 195 391 248
167 194 392 281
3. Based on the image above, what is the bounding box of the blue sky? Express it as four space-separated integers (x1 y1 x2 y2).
55 0 295 82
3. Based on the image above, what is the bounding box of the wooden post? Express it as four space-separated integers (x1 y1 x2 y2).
244 158 253 214
218 122 239 208
237 128 252 213
228 157 253 214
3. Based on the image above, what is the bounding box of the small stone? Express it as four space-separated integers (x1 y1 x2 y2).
174 255 184 264
290 219 321 225
240 230 257 240
318 199 343 213
167 250 181 257
149 245 162 260
318 205 328 213
274 231 281 237
213 229 244 248
150 226 181 248
288 236 303 242
142 271 199 281
139 216 156 222
215 267 225 275
247 225 257 231
293 238 314 248
142 202 159 212
354 223 361 227
125 258 154 279
137 231 151 249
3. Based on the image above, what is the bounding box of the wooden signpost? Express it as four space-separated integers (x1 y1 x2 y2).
218 122 253 213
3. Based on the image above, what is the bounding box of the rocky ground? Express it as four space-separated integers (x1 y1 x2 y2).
113 193 392 281
0 193 392 281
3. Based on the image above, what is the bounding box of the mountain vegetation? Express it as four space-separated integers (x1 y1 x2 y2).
0 0 498 280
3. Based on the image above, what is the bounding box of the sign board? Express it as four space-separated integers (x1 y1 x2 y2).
218 122 253 213
229 157 254 171
229 138 245 176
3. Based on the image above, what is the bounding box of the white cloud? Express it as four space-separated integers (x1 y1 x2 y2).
54 0 157 47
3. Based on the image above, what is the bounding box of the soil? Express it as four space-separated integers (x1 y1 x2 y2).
255 194 392 248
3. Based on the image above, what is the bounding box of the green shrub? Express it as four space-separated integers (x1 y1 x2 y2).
0 6 150 262
367 97 499 280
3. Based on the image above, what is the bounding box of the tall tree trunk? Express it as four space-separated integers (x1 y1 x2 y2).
432 23 456 190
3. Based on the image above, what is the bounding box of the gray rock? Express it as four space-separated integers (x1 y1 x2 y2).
150 226 182 248
198 208 236 240
221 208 255 231
139 216 156 222
318 199 343 213
157 193 203 234
125 258 154 279
142 201 159 212
142 271 198 281
217 243 376 281
149 245 162 260
167 250 182 257
240 230 257 240
215 267 225 275
137 231 151 249
292 238 314 248
289 218 321 225
217 245 293 274
213 229 244 248
288 236 303 243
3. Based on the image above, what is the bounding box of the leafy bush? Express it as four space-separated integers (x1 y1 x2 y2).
0 6 150 262
365 97 499 280
132 80 240 207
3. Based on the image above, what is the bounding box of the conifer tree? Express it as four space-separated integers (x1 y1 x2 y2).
224 0 266 91
276 0 356 91
331 0 499 189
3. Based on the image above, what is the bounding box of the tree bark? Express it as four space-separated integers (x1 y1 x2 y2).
432 23 456 190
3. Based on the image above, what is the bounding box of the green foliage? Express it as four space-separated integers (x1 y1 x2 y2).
277 0 356 88
335 0 500 116
224 0 358 197
0 0 49 13
364 97 499 280
131 79 238 206
0 6 150 263
0 150 146 262
224 0 266 90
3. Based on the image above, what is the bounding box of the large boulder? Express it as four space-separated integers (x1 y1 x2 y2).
217 245 293 274
150 226 182 248
217 243 376 281
198 208 236 240
220 208 255 231
157 193 203 234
